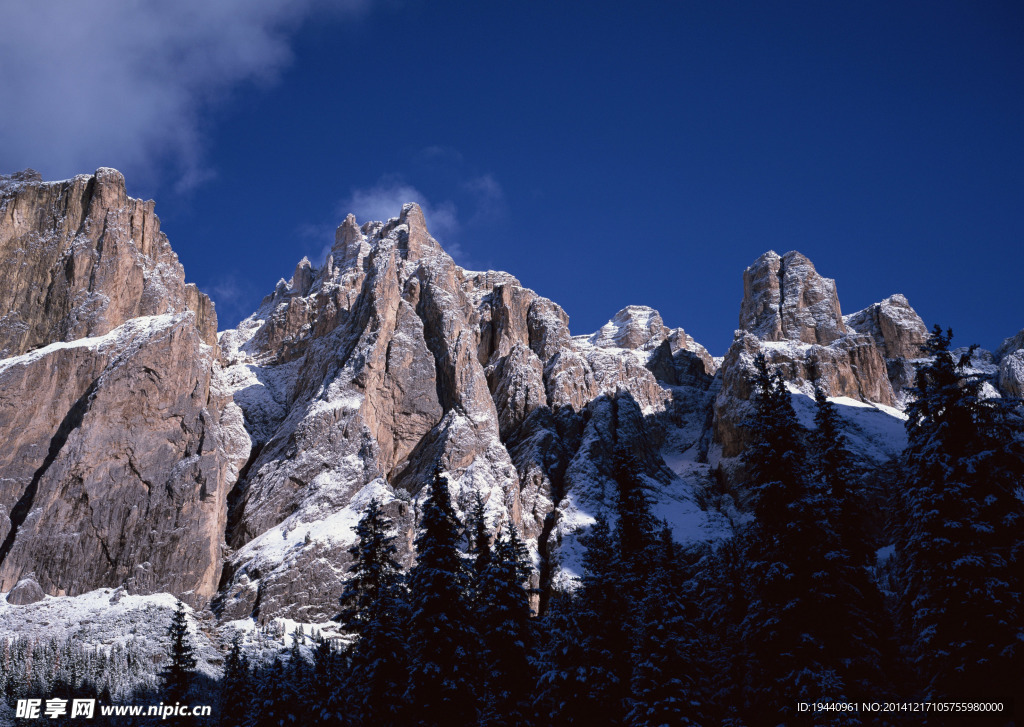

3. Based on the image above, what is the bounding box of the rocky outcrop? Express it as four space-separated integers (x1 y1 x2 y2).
216 205 530 620
844 294 928 361
6 573 44 605
844 294 929 405
738 251 846 345
0 170 243 606
0 168 216 357
5 169 939 624
996 329 1024 398
216 209 721 620
712 252 909 464
588 305 670 350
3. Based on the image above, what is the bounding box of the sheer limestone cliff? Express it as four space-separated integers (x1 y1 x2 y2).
0 169 245 606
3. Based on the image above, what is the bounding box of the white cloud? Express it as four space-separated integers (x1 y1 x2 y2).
341 180 461 242
0 0 367 189
463 173 506 224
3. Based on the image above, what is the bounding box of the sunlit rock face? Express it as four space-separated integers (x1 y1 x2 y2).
711 251 927 474
213 202 723 620
996 329 1024 398
738 250 847 345
0 169 241 607
0 168 216 357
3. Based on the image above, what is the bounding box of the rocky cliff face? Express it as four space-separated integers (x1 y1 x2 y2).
213 208 718 620
0 169 244 606
0 168 216 356
2 169 1018 624
996 329 1024 398
738 250 848 345
712 251 907 467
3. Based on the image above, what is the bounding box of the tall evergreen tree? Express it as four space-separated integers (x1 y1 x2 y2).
533 589 589 725
338 498 402 637
251 657 289 727
810 387 892 698
612 449 656 584
467 492 493 576
476 527 534 726
740 355 862 721
626 525 704 727
219 634 251 727
160 600 197 705
574 512 630 724
406 468 478 726
896 326 1024 702
345 579 410 726
811 387 873 566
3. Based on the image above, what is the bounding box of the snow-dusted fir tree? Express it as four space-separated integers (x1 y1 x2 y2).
338 498 402 637
467 491 493 576
575 511 631 724
533 589 589 724
251 657 290 727
740 355 859 723
626 524 704 727
809 388 891 698
308 635 345 727
896 326 1024 702
406 469 479 726
475 526 534 726
219 634 251 727
612 450 656 586
344 578 410 726
160 600 197 705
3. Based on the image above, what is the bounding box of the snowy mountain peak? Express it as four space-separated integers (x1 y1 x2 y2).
588 305 669 350
739 249 846 345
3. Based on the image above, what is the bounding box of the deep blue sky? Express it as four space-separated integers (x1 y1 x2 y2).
3 1 1021 355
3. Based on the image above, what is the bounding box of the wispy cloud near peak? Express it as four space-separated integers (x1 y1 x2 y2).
0 0 367 191
341 179 460 241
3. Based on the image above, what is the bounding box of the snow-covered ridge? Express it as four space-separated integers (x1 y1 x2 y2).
0 588 220 677
0 313 183 375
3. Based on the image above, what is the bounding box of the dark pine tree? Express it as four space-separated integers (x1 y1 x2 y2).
218 634 251 727
810 387 893 699
811 387 873 566
160 600 197 706
533 588 589 725
308 634 344 726
338 498 402 637
405 468 478 726
283 628 311 725
896 326 1024 703
574 512 630 724
626 524 704 727
740 354 860 722
251 657 289 727
467 491 493 576
476 526 534 727
345 579 411 727
612 449 656 587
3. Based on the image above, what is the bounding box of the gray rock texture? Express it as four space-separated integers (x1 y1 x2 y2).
712 251 914 468
738 250 847 345
6 574 44 605
213 204 714 620
0 168 216 357
0 170 244 607
996 329 1024 398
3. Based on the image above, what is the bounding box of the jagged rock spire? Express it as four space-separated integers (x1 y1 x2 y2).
739 250 846 345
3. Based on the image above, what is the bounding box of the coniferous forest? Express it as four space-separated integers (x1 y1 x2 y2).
2 327 1022 725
